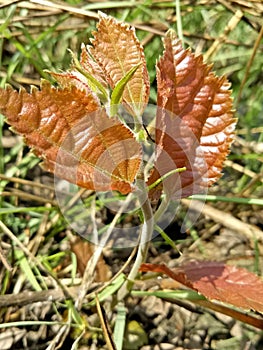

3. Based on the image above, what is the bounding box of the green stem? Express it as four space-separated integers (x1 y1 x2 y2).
147 167 186 191
117 178 154 300
153 193 171 223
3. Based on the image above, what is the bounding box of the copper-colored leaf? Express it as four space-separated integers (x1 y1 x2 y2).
0 82 141 194
79 44 109 90
148 30 236 199
140 262 263 312
90 13 150 118
49 70 93 95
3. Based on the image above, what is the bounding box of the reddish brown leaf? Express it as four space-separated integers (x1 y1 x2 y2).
49 70 93 95
79 44 109 90
90 12 150 118
148 30 236 199
140 262 263 312
0 81 141 194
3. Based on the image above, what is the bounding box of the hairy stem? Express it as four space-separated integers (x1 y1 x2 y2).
117 179 154 300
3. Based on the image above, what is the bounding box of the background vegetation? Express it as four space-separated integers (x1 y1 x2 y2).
0 1 262 349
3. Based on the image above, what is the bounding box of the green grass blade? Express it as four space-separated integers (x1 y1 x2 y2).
132 289 206 300
189 194 263 206
14 250 42 292
88 273 126 306
113 302 126 350
0 4 16 33
0 207 56 214
154 224 179 250
175 0 184 44
0 320 72 329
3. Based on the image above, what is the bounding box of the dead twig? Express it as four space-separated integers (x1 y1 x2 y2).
0 244 12 271
0 286 78 307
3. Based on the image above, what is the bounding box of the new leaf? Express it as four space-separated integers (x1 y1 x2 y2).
90 12 150 120
148 30 236 199
0 82 141 194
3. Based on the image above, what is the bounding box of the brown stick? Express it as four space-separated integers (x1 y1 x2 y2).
0 286 79 308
